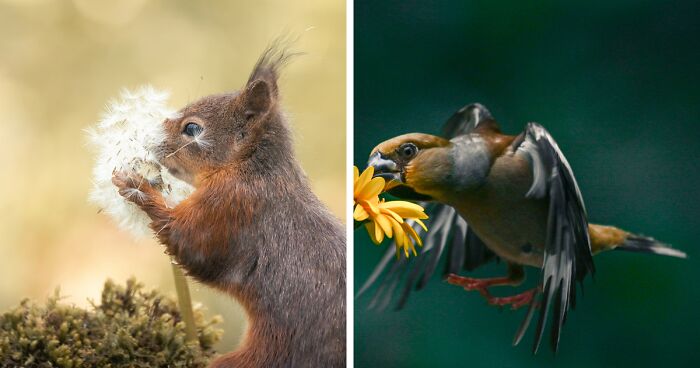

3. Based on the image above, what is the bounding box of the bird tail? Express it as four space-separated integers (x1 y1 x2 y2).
616 234 687 258
589 223 687 259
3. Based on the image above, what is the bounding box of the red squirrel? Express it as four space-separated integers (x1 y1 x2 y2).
111 46 346 368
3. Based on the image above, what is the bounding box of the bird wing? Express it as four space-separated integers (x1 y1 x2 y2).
356 104 497 310
441 102 500 137
513 122 595 353
356 203 497 310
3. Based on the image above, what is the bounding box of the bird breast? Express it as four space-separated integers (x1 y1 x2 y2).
450 150 548 268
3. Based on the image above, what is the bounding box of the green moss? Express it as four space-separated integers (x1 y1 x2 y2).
0 278 223 367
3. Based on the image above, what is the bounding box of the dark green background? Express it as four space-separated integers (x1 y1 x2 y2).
354 1 700 367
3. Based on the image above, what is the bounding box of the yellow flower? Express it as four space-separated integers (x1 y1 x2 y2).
353 166 428 258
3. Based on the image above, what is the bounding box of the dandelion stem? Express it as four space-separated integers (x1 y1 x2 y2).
171 262 197 343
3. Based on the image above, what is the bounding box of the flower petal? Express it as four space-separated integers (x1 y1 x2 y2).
373 221 384 243
365 222 383 244
358 177 385 200
380 200 429 219
354 166 374 198
403 222 423 247
409 242 417 257
353 204 369 221
362 198 380 215
374 214 393 238
379 207 404 223
383 179 401 191
391 219 404 248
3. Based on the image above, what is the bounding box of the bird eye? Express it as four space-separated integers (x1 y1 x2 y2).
399 143 418 158
183 122 203 137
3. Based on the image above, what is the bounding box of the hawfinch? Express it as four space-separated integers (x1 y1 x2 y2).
358 103 686 353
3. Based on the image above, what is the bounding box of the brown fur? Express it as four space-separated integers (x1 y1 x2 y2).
112 44 345 368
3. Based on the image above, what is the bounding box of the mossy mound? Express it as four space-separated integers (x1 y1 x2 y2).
0 278 223 368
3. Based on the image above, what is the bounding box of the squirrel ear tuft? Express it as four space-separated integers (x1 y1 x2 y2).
244 79 273 120
242 39 300 120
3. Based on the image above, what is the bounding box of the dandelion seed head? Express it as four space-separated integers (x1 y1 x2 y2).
88 85 193 238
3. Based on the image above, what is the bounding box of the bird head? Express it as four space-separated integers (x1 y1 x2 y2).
368 133 452 201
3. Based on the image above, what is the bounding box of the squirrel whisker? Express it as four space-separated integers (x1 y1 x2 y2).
166 140 197 158
165 133 212 159
193 133 213 149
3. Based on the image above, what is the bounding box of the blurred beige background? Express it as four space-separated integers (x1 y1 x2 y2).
0 0 345 353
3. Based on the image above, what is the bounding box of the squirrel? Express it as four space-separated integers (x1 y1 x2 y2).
111 45 346 368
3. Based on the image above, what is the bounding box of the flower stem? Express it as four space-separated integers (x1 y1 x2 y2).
171 261 197 343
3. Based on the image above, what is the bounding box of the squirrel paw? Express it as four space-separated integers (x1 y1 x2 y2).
112 171 156 206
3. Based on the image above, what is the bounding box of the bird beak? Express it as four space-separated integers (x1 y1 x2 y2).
367 151 432 201
367 152 401 182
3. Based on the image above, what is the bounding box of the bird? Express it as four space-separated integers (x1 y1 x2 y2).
357 103 687 353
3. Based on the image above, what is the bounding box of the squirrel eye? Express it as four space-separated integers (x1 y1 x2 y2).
183 122 203 137
399 143 418 158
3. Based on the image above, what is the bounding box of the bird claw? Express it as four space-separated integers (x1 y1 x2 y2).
446 274 512 290
446 273 537 310
486 288 537 310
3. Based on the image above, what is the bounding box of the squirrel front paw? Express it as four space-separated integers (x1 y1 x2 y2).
112 171 158 207
112 170 172 240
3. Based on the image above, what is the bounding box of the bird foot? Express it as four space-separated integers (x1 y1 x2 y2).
446 274 537 310
446 274 515 291
485 288 538 310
